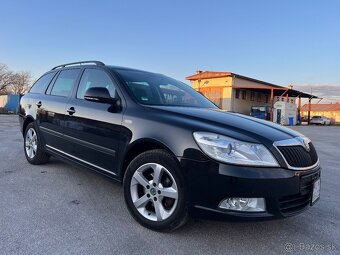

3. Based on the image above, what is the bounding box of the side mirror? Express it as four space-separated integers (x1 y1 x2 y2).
84 87 121 111
84 87 115 103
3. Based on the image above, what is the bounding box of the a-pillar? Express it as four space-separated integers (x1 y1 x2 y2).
307 98 312 125
270 88 274 121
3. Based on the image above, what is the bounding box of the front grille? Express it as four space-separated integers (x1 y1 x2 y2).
279 171 320 216
278 142 318 168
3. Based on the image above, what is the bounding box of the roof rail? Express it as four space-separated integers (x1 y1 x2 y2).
51 61 105 70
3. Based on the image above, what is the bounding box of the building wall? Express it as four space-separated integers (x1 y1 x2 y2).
190 76 273 113
191 76 232 89
230 76 273 114
0 94 21 113
190 76 233 109
231 89 271 114
0 95 8 108
232 77 273 89
189 75 301 116
301 110 340 123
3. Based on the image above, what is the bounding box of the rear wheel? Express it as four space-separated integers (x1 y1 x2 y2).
24 122 50 164
123 149 188 231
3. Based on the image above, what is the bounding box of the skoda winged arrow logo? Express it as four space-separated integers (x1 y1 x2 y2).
298 137 311 152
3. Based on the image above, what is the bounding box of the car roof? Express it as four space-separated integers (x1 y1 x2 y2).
106 65 160 75
49 61 160 75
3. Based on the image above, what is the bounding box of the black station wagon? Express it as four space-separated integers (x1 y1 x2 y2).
19 61 321 231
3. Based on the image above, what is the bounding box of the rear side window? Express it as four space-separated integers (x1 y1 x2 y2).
50 69 80 97
29 72 55 94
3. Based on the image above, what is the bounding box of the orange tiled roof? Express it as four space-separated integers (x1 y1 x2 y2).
186 71 232 80
301 103 340 112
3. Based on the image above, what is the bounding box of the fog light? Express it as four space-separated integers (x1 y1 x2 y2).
218 198 266 212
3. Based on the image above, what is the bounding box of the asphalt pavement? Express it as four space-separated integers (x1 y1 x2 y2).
0 115 339 255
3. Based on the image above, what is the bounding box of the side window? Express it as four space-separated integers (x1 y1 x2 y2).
50 69 80 97
29 72 56 94
77 69 116 99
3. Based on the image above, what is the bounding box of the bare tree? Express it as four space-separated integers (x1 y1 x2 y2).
0 64 14 94
0 64 33 95
8 71 32 94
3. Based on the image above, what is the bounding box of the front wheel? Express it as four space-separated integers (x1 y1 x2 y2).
123 149 188 232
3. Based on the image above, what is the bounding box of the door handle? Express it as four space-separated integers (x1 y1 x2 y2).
67 107 76 115
36 101 42 108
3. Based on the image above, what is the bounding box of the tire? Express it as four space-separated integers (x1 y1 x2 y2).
24 122 50 165
123 149 188 232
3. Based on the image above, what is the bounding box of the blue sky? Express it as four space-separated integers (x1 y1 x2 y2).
1 0 339 94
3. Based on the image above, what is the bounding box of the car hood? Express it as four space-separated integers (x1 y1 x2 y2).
148 106 303 145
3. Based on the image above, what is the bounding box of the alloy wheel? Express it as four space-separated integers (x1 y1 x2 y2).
25 127 38 159
130 163 178 221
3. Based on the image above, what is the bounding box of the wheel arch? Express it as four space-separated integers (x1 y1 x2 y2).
22 115 35 137
119 138 178 178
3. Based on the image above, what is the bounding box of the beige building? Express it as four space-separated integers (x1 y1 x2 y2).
301 103 340 123
186 71 315 120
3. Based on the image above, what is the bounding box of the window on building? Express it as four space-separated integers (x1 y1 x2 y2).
250 91 255 101
257 93 262 102
242 90 247 100
235 89 240 99
265 95 269 103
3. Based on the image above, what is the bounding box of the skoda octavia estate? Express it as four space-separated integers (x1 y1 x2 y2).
19 61 321 231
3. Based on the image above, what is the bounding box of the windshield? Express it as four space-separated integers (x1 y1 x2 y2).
251 106 266 112
115 69 217 108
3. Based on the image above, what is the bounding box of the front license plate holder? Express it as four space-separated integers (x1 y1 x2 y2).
311 178 320 205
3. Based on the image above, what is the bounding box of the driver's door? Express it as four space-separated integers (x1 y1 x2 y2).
63 68 123 174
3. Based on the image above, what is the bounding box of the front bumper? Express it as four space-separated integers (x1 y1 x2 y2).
180 157 321 220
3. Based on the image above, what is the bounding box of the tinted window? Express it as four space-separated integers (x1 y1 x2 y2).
29 72 55 94
77 69 116 99
116 69 216 108
50 69 80 97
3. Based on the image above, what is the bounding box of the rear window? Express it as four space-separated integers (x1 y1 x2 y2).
29 72 56 94
50 69 80 97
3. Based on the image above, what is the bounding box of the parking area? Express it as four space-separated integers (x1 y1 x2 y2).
0 114 339 255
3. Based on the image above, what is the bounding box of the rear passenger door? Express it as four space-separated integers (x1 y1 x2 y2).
38 68 81 151
63 68 123 174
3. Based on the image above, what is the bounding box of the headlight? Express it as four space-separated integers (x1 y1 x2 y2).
193 132 279 167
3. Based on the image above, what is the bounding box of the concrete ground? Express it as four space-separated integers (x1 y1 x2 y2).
0 115 339 255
